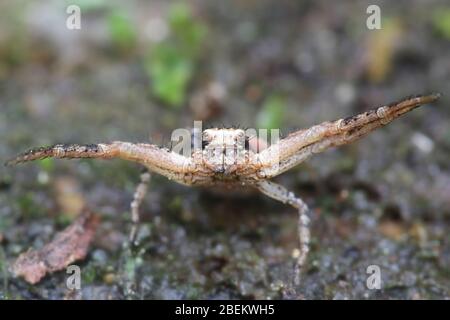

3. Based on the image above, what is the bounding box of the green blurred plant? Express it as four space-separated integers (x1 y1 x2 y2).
256 94 285 129
0 7 28 74
432 8 450 40
65 1 136 51
65 0 108 12
17 193 45 219
146 3 207 108
107 11 137 52
38 158 54 173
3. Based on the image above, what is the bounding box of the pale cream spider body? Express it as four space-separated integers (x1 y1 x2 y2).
189 128 263 186
6 93 441 285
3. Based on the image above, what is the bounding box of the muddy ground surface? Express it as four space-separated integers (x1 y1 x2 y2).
0 0 449 299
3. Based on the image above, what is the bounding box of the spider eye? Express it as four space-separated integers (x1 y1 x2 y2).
244 137 250 150
202 139 209 149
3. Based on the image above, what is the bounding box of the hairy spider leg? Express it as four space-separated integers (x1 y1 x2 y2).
5 141 192 185
129 169 151 245
259 93 441 177
256 180 310 285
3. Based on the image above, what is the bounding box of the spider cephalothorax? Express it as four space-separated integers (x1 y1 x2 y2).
199 128 248 174
6 93 441 285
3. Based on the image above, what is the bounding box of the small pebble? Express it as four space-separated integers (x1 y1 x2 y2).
411 132 434 154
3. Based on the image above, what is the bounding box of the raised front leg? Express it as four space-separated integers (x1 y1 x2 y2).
255 180 310 285
258 93 440 177
5 141 192 185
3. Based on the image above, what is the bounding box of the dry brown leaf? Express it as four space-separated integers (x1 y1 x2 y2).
12 211 100 284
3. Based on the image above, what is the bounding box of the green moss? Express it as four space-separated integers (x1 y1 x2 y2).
0 6 29 71
185 284 203 299
0 213 12 234
107 11 137 52
168 3 207 57
256 94 285 129
55 213 74 228
146 3 207 108
81 264 98 284
168 195 183 212
147 44 194 107
37 158 54 173
65 0 108 12
432 8 450 39
17 192 44 219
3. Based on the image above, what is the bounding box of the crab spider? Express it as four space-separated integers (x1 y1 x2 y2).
6 93 441 285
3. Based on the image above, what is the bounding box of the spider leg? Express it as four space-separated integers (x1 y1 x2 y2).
5 141 192 184
129 169 151 246
258 93 440 177
255 180 310 285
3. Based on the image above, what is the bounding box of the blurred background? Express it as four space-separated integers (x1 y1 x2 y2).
0 0 449 299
